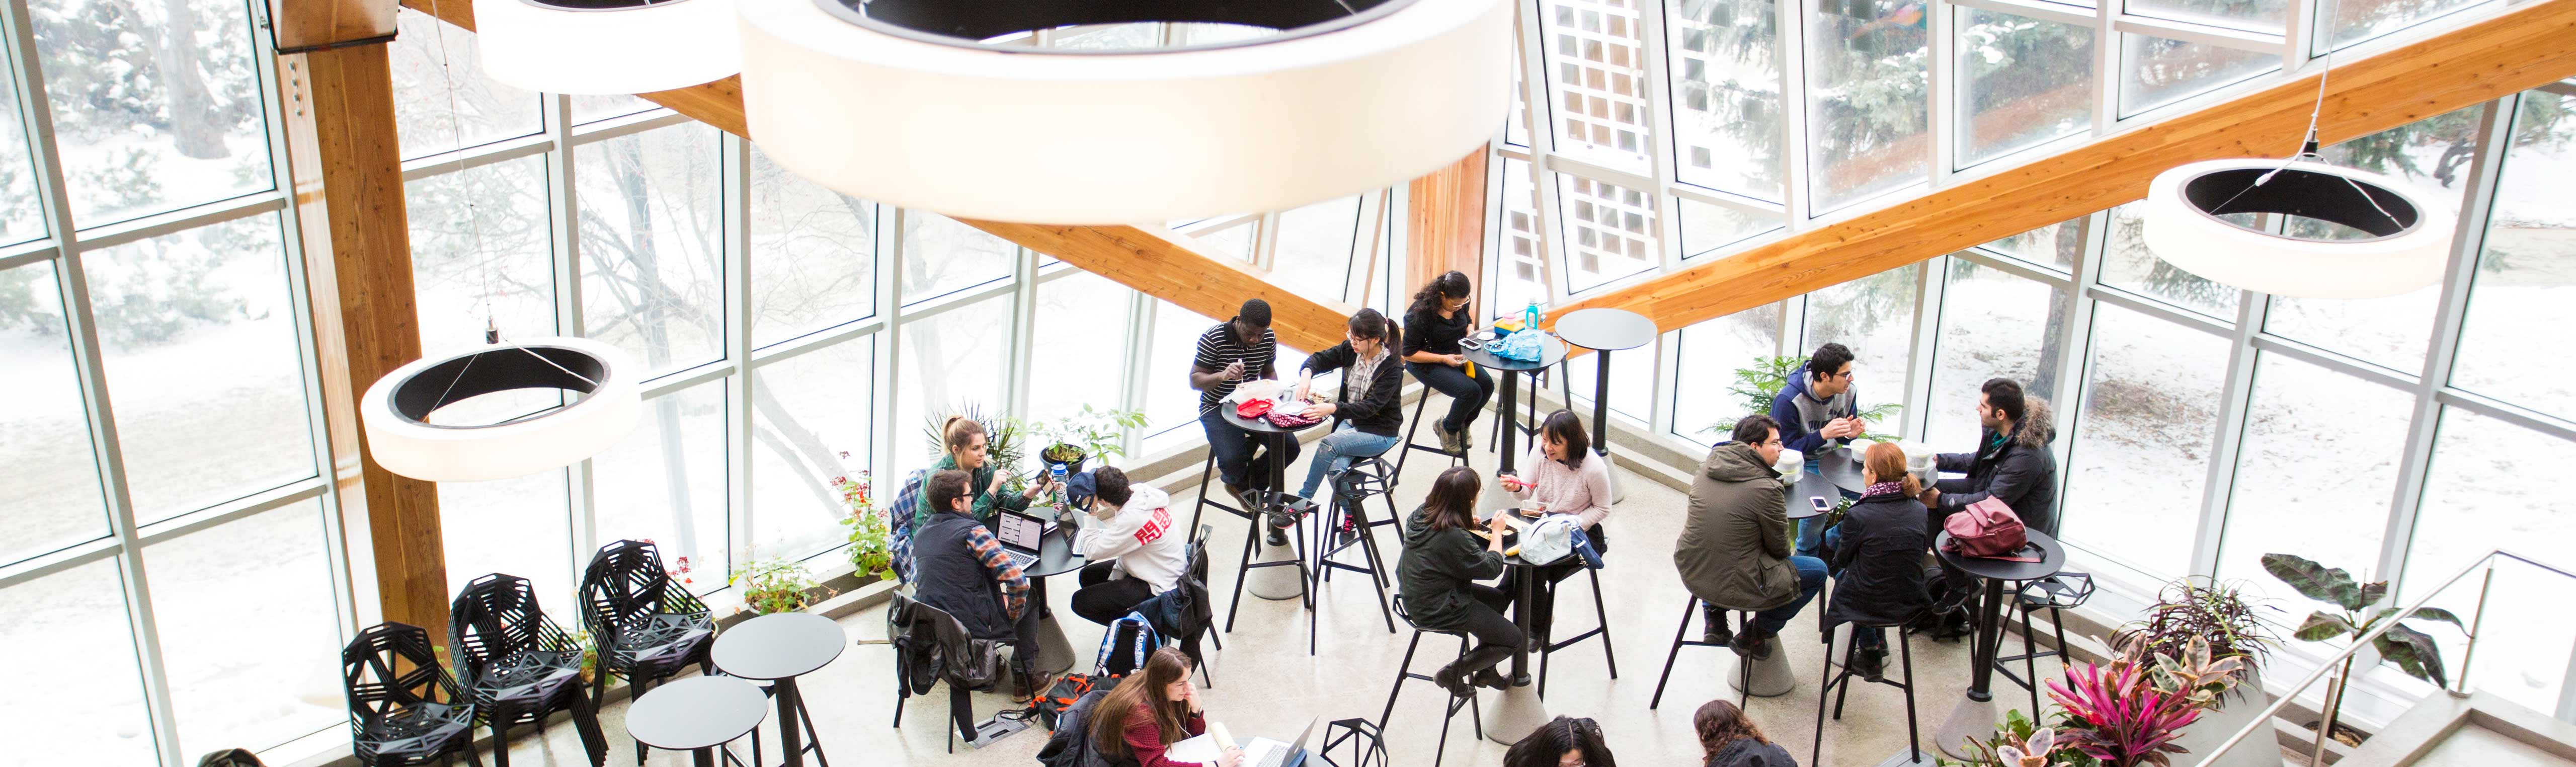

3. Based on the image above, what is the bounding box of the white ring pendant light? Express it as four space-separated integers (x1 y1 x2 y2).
735 0 1512 224
360 337 641 482
2143 158 2453 299
477 0 741 95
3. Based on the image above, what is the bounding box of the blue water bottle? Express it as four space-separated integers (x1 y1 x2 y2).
1522 299 1542 333
1049 463 1069 510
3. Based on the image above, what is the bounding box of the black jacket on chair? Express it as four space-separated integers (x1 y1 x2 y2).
1302 341 1404 437
886 592 1002 693
1825 492 1932 629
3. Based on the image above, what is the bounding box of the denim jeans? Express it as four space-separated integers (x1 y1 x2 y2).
1406 361 1494 434
1748 555 1828 636
1298 422 1399 500
1199 408 1301 489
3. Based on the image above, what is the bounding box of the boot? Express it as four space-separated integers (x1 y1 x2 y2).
1701 605 1733 647
1432 663 1474 698
1470 667 1510 691
1850 647 1887 682
1729 627 1773 661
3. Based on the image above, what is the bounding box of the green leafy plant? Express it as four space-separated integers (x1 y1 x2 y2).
1028 405 1149 465
570 630 601 684
832 467 893 580
1715 354 1901 438
729 556 833 616
2261 553 2464 751
2112 578 2276 706
2122 635 2245 711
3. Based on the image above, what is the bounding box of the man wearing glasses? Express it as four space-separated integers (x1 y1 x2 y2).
1768 342 1864 556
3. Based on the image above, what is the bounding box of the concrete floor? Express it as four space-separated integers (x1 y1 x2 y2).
475 427 2066 767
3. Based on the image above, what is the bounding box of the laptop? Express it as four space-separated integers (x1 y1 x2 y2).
1239 717 1320 767
993 509 1048 571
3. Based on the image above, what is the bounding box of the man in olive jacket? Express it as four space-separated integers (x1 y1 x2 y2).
1674 415 1829 658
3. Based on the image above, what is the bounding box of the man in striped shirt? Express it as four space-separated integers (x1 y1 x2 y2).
1191 299 1300 544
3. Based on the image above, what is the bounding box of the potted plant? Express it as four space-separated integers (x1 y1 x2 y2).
2116 578 2279 767
1030 405 1149 475
833 470 894 581
2260 553 2463 756
729 556 834 615
1716 354 1901 441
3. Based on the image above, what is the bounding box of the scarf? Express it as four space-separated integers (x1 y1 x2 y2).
1343 345 1390 404
1860 481 1908 499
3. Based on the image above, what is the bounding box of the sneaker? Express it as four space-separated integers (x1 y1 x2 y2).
1223 482 1255 511
1851 648 1887 682
1433 664 1474 698
1434 423 1464 454
1012 670 1052 702
1470 668 1510 691
1702 612 1734 647
1729 628 1772 661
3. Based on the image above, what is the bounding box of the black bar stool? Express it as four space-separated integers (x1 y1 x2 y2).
1393 387 1467 481
1223 492 1316 647
1186 446 1253 538
1995 573 2094 716
1812 607 1921 767
1533 566 1618 699
1311 459 1397 636
1650 598 1768 709
1377 598 1485 766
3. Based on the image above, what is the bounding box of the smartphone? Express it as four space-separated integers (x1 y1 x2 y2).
1808 496 1834 514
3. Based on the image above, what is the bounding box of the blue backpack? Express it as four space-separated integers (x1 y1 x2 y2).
1094 611 1164 679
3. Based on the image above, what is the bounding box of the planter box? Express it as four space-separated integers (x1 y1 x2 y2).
2172 674 2283 767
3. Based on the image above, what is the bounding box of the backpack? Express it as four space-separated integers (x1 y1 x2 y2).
887 469 928 583
1035 689 1125 767
1941 497 2038 562
1095 612 1164 679
1035 673 1118 732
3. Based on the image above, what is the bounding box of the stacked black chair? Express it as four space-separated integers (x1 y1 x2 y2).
1650 598 1763 709
449 574 608 767
1811 601 1921 767
1998 572 2096 716
577 540 716 765
342 622 482 767
1376 596 1485 766
1311 457 1398 639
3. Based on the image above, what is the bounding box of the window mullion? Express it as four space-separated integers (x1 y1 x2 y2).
718 131 755 576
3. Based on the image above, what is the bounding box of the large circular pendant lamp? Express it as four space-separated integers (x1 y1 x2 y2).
476 0 740 95
360 337 641 482
734 0 1511 224
2143 158 2453 299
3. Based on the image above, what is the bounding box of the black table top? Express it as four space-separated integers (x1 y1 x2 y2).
1815 446 1869 492
1027 523 1088 578
711 612 846 681
1786 473 1838 520
1934 528 2066 582
1220 399 1328 435
1463 333 1568 372
1554 309 1656 352
625 676 767 751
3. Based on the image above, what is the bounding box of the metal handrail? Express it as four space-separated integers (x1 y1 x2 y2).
2191 548 2576 766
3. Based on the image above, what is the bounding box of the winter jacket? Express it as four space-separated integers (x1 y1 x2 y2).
1931 398 2058 536
1769 361 1858 457
922 453 1035 527
1703 737 1799 767
1302 341 1404 437
886 591 1003 694
1035 689 1119 767
913 511 1030 641
1396 505 1507 630
1074 485 1186 593
1825 492 1932 629
1674 442 1797 611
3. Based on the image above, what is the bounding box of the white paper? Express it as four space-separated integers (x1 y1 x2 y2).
1167 731 1223 763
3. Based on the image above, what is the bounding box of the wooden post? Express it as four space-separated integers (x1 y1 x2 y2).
1407 146 1490 293
276 42 448 632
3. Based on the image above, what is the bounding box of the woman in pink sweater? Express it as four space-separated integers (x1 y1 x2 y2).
1495 409 1614 643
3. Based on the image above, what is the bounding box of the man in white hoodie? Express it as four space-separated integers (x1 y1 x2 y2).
1069 467 1190 626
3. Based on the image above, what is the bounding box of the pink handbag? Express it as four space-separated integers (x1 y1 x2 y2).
1943 497 2039 562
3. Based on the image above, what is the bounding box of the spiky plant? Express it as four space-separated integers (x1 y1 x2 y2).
2112 578 2276 703
2047 661 2201 767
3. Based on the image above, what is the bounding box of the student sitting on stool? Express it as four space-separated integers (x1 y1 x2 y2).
1070 467 1187 626
1694 699 1797 766
911 469 1044 698
1495 410 1613 645
1823 442 1933 682
1395 467 1521 697
1292 308 1404 502
1503 716 1618 767
1674 414 1826 659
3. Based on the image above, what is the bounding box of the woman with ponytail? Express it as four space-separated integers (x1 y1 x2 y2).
1820 441 1930 682
1400 270 1493 454
923 414 1057 526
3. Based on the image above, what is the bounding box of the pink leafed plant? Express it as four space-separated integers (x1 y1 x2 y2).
2047 661 2201 767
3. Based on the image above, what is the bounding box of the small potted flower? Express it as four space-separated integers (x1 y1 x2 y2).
729 555 832 616
834 468 894 581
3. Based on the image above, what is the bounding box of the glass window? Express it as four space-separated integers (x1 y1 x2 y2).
577 123 723 376
1957 9 2095 167
2216 355 2411 594
438 468 573 604
571 94 654 124
1806 0 1930 211
1665 0 1784 200
145 499 342 755
1192 222 1255 263
2452 90 2576 420
1030 271 1134 424
1269 195 1365 305
2120 35 2277 117
1556 174 1661 293
594 380 730 579
895 297 1011 476
1669 303 1783 442
2124 0 2288 32
2264 104 2483 372
1144 300 1220 452
33 0 272 226
0 62 43 244
750 144 876 347
1495 158 1550 314
407 156 555 356
0 262 109 565
1676 197 1780 259
1928 259 2069 447
386 9 542 159
87 214 315 522
1563 336 1659 423
2099 201 2240 318
2059 304 2228 578
1981 218 2083 271
0 558 154 764
1539 0 1657 172
750 338 875 561
1508 36 1532 147
900 211 1016 303
2318 0 2480 52
1800 262 1922 433
2406 406 2576 594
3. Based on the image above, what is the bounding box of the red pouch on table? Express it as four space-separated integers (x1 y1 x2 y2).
1943 497 2040 562
1234 399 1273 419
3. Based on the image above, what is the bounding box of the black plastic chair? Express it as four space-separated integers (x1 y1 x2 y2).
1812 601 1921 767
577 541 716 765
450 574 608 767
1376 596 1485 766
1650 598 1765 709
343 622 483 767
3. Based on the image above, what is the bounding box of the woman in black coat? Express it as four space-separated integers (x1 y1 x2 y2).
1824 442 1931 682
1394 467 1519 697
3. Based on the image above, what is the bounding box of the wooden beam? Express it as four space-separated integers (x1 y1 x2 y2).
1407 147 1490 291
956 220 1358 352
1547 0 2576 334
265 0 396 53
277 44 449 632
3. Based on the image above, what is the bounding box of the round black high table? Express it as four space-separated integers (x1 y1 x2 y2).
1022 525 1088 674
1787 472 1839 520
1463 334 1568 476
1552 309 1656 451
1815 444 1870 494
711 612 846 767
1220 405 1323 603
1929 529 2066 759
625 675 768 767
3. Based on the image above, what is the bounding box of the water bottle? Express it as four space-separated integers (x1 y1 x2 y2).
1522 299 1542 333
1049 463 1069 511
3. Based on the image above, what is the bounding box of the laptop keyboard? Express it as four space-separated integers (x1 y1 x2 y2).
1004 548 1037 571
1252 743 1293 767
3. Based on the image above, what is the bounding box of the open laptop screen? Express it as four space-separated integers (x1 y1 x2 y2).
996 510 1044 551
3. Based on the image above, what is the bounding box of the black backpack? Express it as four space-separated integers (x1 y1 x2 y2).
1035 689 1128 767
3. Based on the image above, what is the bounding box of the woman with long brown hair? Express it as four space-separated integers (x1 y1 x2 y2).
1694 699 1796 766
1087 647 1241 767
1821 441 1931 682
923 414 1057 526
1401 270 1493 453
1394 467 1519 697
